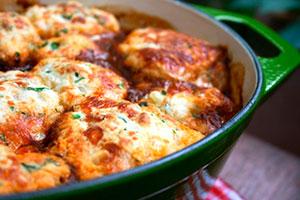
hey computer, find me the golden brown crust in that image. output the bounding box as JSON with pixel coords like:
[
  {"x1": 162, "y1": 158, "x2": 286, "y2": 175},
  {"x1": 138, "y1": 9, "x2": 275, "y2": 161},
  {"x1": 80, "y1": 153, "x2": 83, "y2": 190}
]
[
  {"x1": 118, "y1": 28, "x2": 229, "y2": 92},
  {"x1": 31, "y1": 58, "x2": 128, "y2": 109},
  {"x1": 25, "y1": 1, "x2": 120, "y2": 39},
  {"x1": 0, "y1": 12, "x2": 40, "y2": 68},
  {"x1": 0, "y1": 144, "x2": 70, "y2": 194},
  {"x1": 50, "y1": 97, "x2": 203, "y2": 180},
  {"x1": 140, "y1": 82, "x2": 234, "y2": 135},
  {"x1": 0, "y1": 71, "x2": 63, "y2": 151},
  {"x1": 35, "y1": 34, "x2": 105, "y2": 62}
]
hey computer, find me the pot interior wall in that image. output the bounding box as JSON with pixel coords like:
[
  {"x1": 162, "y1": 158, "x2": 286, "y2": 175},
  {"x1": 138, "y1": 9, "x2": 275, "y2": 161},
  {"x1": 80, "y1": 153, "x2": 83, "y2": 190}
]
[{"x1": 39, "y1": 0, "x2": 258, "y2": 106}]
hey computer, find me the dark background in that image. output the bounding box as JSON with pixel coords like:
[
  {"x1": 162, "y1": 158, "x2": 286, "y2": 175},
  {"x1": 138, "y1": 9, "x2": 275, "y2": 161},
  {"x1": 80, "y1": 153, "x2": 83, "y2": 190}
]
[{"x1": 184, "y1": 0, "x2": 300, "y2": 156}]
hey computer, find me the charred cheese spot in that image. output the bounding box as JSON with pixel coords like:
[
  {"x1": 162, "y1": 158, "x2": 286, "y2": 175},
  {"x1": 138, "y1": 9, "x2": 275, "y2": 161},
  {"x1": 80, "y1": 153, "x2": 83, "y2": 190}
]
[
  {"x1": 0, "y1": 12, "x2": 40, "y2": 68},
  {"x1": 32, "y1": 58, "x2": 128, "y2": 109},
  {"x1": 25, "y1": 1, "x2": 120, "y2": 39},
  {"x1": 51, "y1": 97, "x2": 204, "y2": 180},
  {"x1": 118, "y1": 28, "x2": 229, "y2": 92},
  {"x1": 0, "y1": 144, "x2": 70, "y2": 194},
  {"x1": 0, "y1": 71, "x2": 63, "y2": 151},
  {"x1": 36, "y1": 34, "x2": 106, "y2": 62},
  {"x1": 141, "y1": 83, "x2": 234, "y2": 135}
]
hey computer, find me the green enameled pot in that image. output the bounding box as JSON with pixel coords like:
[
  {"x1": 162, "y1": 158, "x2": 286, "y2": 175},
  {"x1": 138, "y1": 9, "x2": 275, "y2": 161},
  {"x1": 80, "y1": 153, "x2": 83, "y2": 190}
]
[{"x1": 4, "y1": 0, "x2": 300, "y2": 199}]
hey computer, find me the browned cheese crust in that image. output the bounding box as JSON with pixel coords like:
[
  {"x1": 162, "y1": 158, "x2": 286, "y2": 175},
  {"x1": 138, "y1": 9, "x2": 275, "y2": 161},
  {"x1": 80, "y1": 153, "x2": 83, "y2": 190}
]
[
  {"x1": 0, "y1": 144, "x2": 70, "y2": 194},
  {"x1": 50, "y1": 97, "x2": 204, "y2": 180},
  {"x1": 0, "y1": 12, "x2": 40, "y2": 68},
  {"x1": 118, "y1": 28, "x2": 229, "y2": 92}
]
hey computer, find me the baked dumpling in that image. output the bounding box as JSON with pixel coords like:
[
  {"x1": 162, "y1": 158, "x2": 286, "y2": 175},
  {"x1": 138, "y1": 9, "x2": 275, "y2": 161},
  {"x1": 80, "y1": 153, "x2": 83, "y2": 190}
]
[
  {"x1": 0, "y1": 71, "x2": 63, "y2": 151},
  {"x1": 50, "y1": 97, "x2": 204, "y2": 180},
  {"x1": 139, "y1": 82, "x2": 234, "y2": 135},
  {"x1": 0, "y1": 12, "x2": 40, "y2": 68},
  {"x1": 25, "y1": 1, "x2": 120, "y2": 39},
  {"x1": 0, "y1": 144, "x2": 70, "y2": 194},
  {"x1": 118, "y1": 28, "x2": 229, "y2": 92},
  {"x1": 32, "y1": 58, "x2": 128, "y2": 109}
]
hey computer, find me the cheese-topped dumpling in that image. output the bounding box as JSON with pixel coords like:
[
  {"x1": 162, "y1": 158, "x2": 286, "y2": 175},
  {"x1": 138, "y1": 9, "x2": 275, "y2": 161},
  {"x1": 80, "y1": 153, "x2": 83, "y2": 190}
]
[
  {"x1": 0, "y1": 12, "x2": 40, "y2": 68},
  {"x1": 50, "y1": 97, "x2": 203, "y2": 180},
  {"x1": 0, "y1": 71, "x2": 63, "y2": 151},
  {"x1": 118, "y1": 28, "x2": 229, "y2": 92},
  {"x1": 140, "y1": 82, "x2": 234, "y2": 135},
  {"x1": 25, "y1": 1, "x2": 120, "y2": 39},
  {"x1": 32, "y1": 58, "x2": 128, "y2": 109},
  {"x1": 0, "y1": 144, "x2": 70, "y2": 194},
  {"x1": 36, "y1": 34, "x2": 105, "y2": 62}
]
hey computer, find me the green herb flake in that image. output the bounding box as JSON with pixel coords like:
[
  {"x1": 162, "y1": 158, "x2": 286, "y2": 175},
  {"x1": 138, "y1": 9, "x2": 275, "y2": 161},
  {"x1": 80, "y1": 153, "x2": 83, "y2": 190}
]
[
  {"x1": 117, "y1": 83, "x2": 124, "y2": 89},
  {"x1": 9, "y1": 106, "x2": 14, "y2": 111},
  {"x1": 40, "y1": 41, "x2": 48, "y2": 48},
  {"x1": 172, "y1": 129, "x2": 177, "y2": 134},
  {"x1": 44, "y1": 158, "x2": 59, "y2": 166},
  {"x1": 45, "y1": 70, "x2": 51, "y2": 73},
  {"x1": 0, "y1": 133, "x2": 7, "y2": 144},
  {"x1": 26, "y1": 87, "x2": 48, "y2": 92},
  {"x1": 139, "y1": 101, "x2": 148, "y2": 107},
  {"x1": 72, "y1": 113, "x2": 81, "y2": 119},
  {"x1": 118, "y1": 116, "x2": 127, "y2": 123},
  {"x1": 161, "y1": 119, "x2": 166, "y2": 123},
  {"x1": 161, "y1": 90, "x2": 167, "y2": 95},
  {"x1": 21, "y1": 163, "x2": 41, "y2": 172},
  {"x1": 62, "y1": 14, "x2": 73, "y2": 20},
  {"x1": 50, "y1": 42, "x2": 60, "y2": 50},
  {"x1": 74, "y1": 72, "x2": 79, "y2": 77},
  {"x1": 75, "y1": 77, "x2": 85, "y2": 83},
  {"x1": 0, "y1": 94, "x2": 4, "y2": 98},
  {"x1": 15, "y1": 52, "x2": 20, "y2": 57},
  {"x1": 60, "y1": 28, "x2": 68, "y2": 33}
]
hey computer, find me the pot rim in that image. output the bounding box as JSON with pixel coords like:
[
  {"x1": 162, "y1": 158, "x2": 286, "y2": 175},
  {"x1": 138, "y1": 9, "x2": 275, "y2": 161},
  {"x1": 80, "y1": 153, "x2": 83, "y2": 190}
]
[{"x1": 4, "y1": 1, "x2": 263, "y2": 199}]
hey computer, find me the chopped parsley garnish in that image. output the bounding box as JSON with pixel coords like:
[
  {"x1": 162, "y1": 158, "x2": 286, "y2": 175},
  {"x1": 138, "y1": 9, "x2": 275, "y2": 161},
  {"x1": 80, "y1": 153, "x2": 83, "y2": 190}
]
[
  {"x1": 9, "y1": 106, "x2": 14, "y2": 111},
  {"x1": 0, "y1": 133, "x2": 7, "y2": 144},
  {"x1": 15, "y1": 52, "x2": 20, "y2": 57},
  {"x1": 26, "y1": 87, "x2": 48, "y2": 92},
  {"x1": 75, "y1": 77, "x2": 85, "y2": 83},
  {"x1": 75, "y1": 72, "x2": 79, "y2": 77},
  {"x1": 40, "y1": 41, "x2": 48, "y2": 48},
  {"x1": 161, "y1": 119, "x2": 166, "y2": 123},
  {"x1": 117, "y1": 83, "x2": 124, "y2": 89},
  {"x1": 118, "y1": 116, "x2": 127, "y2": 123},
  {"x1": 161, "y1": 90, "x2": 167, "y2": 95},
  {"x1": 21, "y1": 158, "x2": 59, "y2": 173},
  {"x1": 60, "y1": 28, "x2": 68, "y2": 33},
  {"x1": 139, "y1": 102, "x2": 148, "y2": 107},
  {"x1": 72, "y1": 113, "x2": 81, "y2": 119},
  {"x1": 172, "y1": 129, "x2": 177, "y2": 134},
  {"x1": 62, "y1": 14, "x2": 73, "y2": 20},
  {"x1": 21, "y1": 163, "x2": 41, "y2": 172},
  {"x1": 50, "y1": 42, "x2": 60, "y2": 50},
  {"x1": 44, "y1": 158, "x2": 59, "y2": 166},
  {"x1": 45, "y1": 70, "x2": 51, "y2": 73}
]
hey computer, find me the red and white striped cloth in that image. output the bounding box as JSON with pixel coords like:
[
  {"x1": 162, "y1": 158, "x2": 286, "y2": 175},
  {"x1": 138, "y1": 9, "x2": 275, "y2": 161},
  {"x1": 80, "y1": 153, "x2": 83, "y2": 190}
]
[{"x1": 178, "y1": 171, "x2": 244, "y2": 200}]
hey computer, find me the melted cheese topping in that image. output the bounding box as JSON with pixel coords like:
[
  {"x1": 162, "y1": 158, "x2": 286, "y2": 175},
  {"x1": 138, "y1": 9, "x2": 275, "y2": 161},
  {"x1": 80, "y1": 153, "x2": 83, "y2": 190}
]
[
  {"x1": 51, "y1": 97, "x2": 204, "y2": 180},
  {"x1": 142, "y1": 87, "x2": 234, "y2": 135},
  {"x1": 36, "y1": 34, "x2": 99, "y2": 61},
  {"x1": 0, "y1": 144, "x2": 70, "y2": 194},
  {"x1": 25, "y1": 1, "x2": 120, "y2": 38},
  {"x1": 0, "y1": 71, "x2": 63, "y2": 150},
  {"x1": 32, "y1": 58, "x2": 128, "y2": 109},
  {"x1": 0, "y1": 12, "x2": 40, "y2": 67},
  {"x1": 118, "y1": 28, "x2": 229, "y2": 91}
]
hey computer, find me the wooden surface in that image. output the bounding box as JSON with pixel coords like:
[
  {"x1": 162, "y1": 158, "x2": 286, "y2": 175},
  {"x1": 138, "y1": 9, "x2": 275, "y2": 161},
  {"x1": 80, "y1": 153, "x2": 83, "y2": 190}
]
[{"x1": 220, "y1": 133, "x2": 300, "y2": 200}]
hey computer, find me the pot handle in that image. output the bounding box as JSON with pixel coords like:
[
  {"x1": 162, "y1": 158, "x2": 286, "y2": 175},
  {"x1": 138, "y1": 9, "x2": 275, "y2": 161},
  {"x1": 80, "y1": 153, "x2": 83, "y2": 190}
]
[{"x1": 191, "y1": 5, "x2": 300, "y2": 101}]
